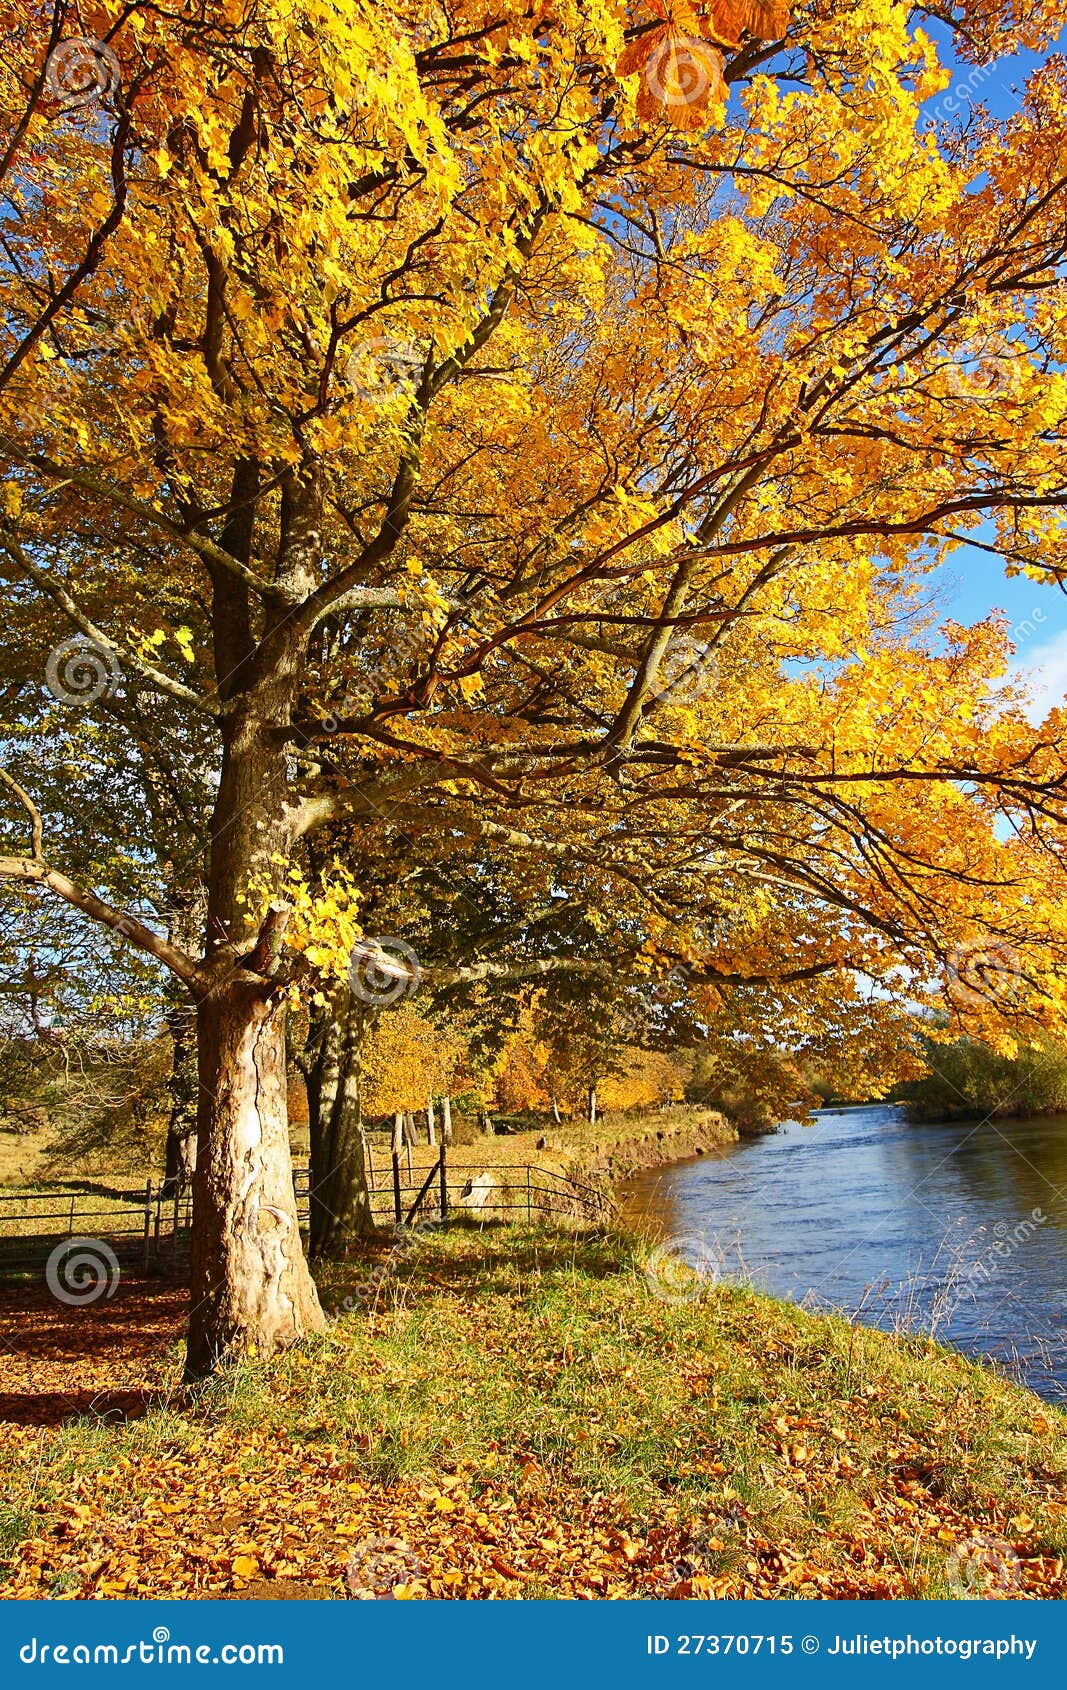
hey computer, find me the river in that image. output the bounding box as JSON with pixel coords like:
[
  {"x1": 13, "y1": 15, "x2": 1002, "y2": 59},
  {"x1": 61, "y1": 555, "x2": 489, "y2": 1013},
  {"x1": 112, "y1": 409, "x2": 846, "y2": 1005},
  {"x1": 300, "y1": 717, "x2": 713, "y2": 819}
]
[{"x1": 618, "y1": 1103, "x2": 1067, "y2": 1401}]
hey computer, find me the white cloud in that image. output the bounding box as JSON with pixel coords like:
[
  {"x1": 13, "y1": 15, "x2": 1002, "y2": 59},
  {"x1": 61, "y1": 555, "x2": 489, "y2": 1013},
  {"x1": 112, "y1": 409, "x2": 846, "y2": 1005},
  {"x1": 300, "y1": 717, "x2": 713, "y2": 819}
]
[{"x1": 1011, "y1": 626, "x2": 1067, "y2": 724}]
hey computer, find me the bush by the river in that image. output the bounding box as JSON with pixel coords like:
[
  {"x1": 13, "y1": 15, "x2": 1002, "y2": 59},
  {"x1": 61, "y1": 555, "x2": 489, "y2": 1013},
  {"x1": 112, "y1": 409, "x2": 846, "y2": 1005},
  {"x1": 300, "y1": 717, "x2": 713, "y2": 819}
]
[{"x1": 899, "y1": 1033, "x2": 1067, "y2": 1121}]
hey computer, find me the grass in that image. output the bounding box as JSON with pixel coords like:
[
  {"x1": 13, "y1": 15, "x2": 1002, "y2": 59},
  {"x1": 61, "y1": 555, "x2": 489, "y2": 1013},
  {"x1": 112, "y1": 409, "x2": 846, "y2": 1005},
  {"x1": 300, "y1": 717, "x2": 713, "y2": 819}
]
[{"x1": 1, "y1": 1224, "x2": 1065, "y2": 1599}]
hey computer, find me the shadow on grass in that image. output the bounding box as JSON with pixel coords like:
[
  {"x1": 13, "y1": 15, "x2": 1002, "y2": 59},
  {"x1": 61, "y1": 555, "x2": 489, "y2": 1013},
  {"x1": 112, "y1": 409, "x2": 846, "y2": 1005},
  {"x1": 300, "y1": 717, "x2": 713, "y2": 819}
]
[
  {"x1": 0, "y1": 1387, "x2": 163, "y2": 1427},
  {"x1": 0, "y1": 1277, "x2": 185, "y2": 1428},
  {"x1": 313, "y1": 1221, "x2": 635, "y2": 1311}
]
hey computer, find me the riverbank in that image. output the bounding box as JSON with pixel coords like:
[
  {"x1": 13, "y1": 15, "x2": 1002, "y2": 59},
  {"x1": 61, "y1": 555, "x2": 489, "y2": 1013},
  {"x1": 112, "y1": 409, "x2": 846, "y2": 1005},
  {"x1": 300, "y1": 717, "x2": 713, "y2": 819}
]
[
  {"x1": 904, "y1": 1099, "x2": 1067, "y2": 1124},
  {"x1": 618, "y1": 1102, "x2": 1067, "y2": 1403},
  {"x1": 382, "y1": 1103, "x2": 737, "y2": 1195},
  {"x1": 2, "y1": 1225, "x2": 1064, "y2": 1599}
]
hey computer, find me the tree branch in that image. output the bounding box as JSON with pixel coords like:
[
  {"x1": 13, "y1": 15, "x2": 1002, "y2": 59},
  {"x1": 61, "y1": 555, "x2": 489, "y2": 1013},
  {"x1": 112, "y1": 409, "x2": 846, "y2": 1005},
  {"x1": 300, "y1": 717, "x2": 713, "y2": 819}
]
[{"x1": 1, "y1": 531, "x2": 216, "y2": 715}]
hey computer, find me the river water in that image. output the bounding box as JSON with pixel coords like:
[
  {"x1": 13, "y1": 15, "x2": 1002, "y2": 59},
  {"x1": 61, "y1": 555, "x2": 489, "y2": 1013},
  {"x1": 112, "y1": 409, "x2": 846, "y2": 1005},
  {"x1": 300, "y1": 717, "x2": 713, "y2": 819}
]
[{"x1": 618, "y1": 1103, "x2": 1067, "y2": 1401}]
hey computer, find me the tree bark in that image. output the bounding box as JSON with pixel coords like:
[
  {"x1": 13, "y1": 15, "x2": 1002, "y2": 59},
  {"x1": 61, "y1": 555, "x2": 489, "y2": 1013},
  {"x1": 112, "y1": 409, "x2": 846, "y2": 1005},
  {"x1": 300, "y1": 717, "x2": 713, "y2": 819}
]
[
  {"x1": 185, "y1": 470, "x2": 328, "y2": 1376},
  {"x1": 186, "y1": 979, "x2": 324, "y2": 1379},
  {"x1": 160, "y1": 893, "x2": 206, "y2": 1197},
  {"x1": 305, "y1": 986, "x2": 375, "y2": 1258},
  {"x1": 162, "y1": 976, "x2": 199, "y2": 1197}
]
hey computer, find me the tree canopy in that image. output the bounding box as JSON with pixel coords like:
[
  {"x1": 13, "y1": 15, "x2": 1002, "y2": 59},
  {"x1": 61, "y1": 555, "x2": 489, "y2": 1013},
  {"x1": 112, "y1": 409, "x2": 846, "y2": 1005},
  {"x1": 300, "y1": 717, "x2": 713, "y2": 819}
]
[{"x1": 4, "y1": 0, "x2": 1067, "y2": 1372}]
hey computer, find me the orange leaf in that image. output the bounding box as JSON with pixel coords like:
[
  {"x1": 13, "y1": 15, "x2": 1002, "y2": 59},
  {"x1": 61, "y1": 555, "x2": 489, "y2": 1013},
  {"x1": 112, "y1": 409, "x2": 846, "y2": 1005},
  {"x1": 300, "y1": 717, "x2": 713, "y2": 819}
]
[
  {"x1": 637, "y1": 34, "x2": 725, "y2": 130},
  {"x1": 745, "y1": 0, "x2": 790, "y2": 39},
  {"x1": 616, "y1": 27, "x2": 666, "y2": 80},
  {"x1": 705, "y1": 0, "x2": 749, "y2": 45}
]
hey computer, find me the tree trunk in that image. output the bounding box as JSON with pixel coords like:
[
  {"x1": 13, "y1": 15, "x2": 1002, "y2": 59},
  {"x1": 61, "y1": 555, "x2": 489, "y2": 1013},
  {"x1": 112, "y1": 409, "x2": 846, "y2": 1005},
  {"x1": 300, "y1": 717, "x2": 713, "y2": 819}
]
[
  {"x1": 427, "y1": 1096, "x2": 436, "y2": 1147},
  {"x1": 306, "y1": 987, "x2": 375, "y2": 1258},
  {"x1": 588, "y1": 1085, "x2": 597, "y2": 1126},
  {"x1": 550, "y1": 1095, "x2": 561, "y2": 1124},
  {"x1": 185, "y1": 476, "x2": 328, "y2": 1377},
  {"x1": 186, "y1": 980, "x2": 325, "y2": 1379},
  {"x1": 161, "y1": 893, "x2": 207, "y2": 1197},
  {"x1": 162, "y1": 991, "x2": 198, "y2": 1198},
  {"x1": 441, "y1": 1094, "x2": 452, "y2": 1144}
]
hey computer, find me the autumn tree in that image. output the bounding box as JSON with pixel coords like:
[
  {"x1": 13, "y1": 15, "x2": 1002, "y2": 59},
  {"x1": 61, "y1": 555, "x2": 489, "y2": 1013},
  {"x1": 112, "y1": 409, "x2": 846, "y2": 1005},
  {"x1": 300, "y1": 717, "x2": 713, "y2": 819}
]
[{"x1": 5, "y1": 0, "x2": 1067, "y2": 1380}]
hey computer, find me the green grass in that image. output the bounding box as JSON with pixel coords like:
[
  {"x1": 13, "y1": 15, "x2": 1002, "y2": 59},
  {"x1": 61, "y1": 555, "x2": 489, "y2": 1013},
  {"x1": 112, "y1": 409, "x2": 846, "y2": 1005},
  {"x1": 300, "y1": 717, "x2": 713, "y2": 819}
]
[{"x1": 3, "y1": 1225, "x2": 1065, "y2": 1598}]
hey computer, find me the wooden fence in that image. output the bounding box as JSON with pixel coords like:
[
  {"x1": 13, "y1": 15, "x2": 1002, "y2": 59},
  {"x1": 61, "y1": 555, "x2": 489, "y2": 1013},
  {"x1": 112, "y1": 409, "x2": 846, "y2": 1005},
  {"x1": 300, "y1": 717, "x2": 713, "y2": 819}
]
[{"x1": 0, "y1": 1149, "x2": 608, "y2": 1275}]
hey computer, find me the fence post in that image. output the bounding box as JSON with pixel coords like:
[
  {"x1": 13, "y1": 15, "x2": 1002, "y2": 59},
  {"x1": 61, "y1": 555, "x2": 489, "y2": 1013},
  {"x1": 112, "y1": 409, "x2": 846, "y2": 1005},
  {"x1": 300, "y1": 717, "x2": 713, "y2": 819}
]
[
  {"x1": 362, "y1": 1129, "x2": 374, "y2": 1193},
  {"x1": 68, "y1": 1192, "x2": 76, "y2": 1236},
  {"x1": 143, "y1": 1180, "x2": 152, "y2": 1268},
  {"x1": 392, "y1": 1150, "x2": 402, "y2": 1226},
  {"x1": 439, "y1": 1140, "x2": 448, "y2": 1222},
  {"x1": 526, "y1": 1163, "x2": 532, "y2": 1223}
]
